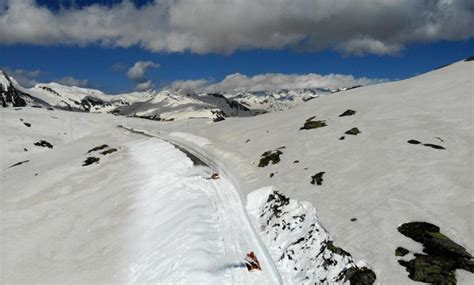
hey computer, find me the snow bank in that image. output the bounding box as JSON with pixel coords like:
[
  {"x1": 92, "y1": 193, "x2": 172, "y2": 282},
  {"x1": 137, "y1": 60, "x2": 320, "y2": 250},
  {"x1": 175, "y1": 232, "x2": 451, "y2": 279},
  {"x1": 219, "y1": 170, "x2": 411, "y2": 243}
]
[
  {"x1": 247, "y1": 188, "x2": 375, "y2": 284},
  {"x1": 170, "y1": 131, "x2": 211, "y2": 147}
]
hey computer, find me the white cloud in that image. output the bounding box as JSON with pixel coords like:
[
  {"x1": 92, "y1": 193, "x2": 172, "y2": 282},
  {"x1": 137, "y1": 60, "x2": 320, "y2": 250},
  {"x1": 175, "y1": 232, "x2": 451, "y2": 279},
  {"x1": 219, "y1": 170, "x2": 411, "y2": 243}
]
[
  {"x1": 168, "y1": 79, "x2": 210, "y2": 92},
  {"x1": 127, "y1": 61, "x2": 160, "y2": 81},
  {"x1": 0, "y1": 0, "x2": 472, "y2": 55},
  {"x1": 57, "y1": 76, "x2": 88, "y2": 87},
  {"x1": 167, "y1": 72, "x2": 384, "y2": 93},
  {"x1": 135, "y1": 80, "x2": 154, "y2": 91}
]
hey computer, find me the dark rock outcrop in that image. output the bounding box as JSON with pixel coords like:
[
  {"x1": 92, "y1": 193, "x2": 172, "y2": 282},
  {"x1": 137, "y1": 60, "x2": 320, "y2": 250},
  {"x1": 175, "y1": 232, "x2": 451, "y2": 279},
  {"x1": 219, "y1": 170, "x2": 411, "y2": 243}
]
[
  {"x1": 34, "y1": 140, "x2": 53, "y2": 148},
  {"x1": 311, "y1": 171, "x2": 325, "y2": 186},
  {"x1": 100, "y1": 148, "x2": 117, "y2": 155},
  {"x1": 300, "y1": 116, "x2": 327, "y2": 130},
  {"x1": 339, "y1": 109, "x2": 356, "y2": 117},
  {"x1": 82, "y1": 157, "x2": 100, "y2": 166},
  {"x1": 87, "y1": 144, "x2": 109, "y2": 153},
  {"x1": 345, "y1": 128, "x2": 361, "y2": 136},
  {"x1": 258, "y1": 149, "x2": 283, "y2": 167},
  {"x1": 397, "y1": 222, "x2": 473, "y2": 284}
]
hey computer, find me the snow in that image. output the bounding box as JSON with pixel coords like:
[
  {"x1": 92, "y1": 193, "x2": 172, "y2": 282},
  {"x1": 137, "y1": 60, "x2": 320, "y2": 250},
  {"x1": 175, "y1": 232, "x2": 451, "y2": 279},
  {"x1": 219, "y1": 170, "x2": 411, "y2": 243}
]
[
  {"x1": 170, "y1": 131, "x2": 211, "y2": 147},
  {"x1": 114, "y1": 90, "x2": 259, "y2": 121},
  {"x1": 1, "y1": 108, "x2": 280, "y2": 283},
  {"x1": 2, "y1": 59, "x2": 472, "y2": 284},
  {"x1": 247, "y1": 187, "x2": 362, "y2": 284},
  {"x1": 0, "y1": 70, "x2": 12, "y2": 89},
  {"x1": 224, "y1": 88, "x2": 331, "y2": 112},
  {"x1": 119, "y1": 60, "x2": 474, "y2": 284}
]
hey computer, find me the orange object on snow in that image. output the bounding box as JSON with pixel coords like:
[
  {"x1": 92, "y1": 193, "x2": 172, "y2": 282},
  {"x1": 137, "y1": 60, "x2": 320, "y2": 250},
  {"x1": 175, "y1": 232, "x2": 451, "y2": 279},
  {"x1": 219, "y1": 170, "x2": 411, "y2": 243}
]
[{"x1": 244, "y1": 251, "x2": 262, "y2": 271}]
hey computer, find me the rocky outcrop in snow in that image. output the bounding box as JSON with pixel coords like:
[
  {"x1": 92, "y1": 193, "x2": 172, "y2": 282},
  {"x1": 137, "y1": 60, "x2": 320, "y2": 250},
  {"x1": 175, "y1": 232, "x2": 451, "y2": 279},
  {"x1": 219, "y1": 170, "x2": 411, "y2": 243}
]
[
  {"x1": 247, "y1": 188, "x2": 376, "y2": 284},
  {"x1": 0, "y1": 70, "x2": 48, "y2": 108}
]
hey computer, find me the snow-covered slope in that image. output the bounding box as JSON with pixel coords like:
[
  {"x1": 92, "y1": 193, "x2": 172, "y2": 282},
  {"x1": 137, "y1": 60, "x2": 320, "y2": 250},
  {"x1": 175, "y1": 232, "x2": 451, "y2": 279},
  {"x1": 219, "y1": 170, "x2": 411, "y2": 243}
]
[
  {"x1": 1, "y1": 108, "x2": 282, "y2": 284},
  {"x1": 120, "y1": 59, "x2": 474, "y2": 284}
]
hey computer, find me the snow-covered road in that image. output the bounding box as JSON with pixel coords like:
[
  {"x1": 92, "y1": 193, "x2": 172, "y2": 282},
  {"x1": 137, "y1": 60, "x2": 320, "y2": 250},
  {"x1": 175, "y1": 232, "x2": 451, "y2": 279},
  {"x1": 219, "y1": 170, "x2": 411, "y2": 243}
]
[{"x1": 121, "y1": 126, "x2": 282, "y2": 284}]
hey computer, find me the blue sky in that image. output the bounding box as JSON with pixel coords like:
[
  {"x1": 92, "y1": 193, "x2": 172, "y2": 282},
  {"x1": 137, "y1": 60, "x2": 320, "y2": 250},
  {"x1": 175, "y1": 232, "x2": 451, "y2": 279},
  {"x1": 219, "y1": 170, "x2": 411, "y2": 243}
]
[{"x1": 1, "y1": 0, "x2": 473, "y2": 93}]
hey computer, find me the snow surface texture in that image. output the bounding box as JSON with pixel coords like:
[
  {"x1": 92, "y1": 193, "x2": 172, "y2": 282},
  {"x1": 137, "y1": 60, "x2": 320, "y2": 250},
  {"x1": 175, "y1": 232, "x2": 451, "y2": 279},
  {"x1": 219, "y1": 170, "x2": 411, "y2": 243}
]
[
  {"x1": 247, "y1": 187, "x2": 367, "y2": 284},
  {"x1": 120, "y1": 60, "x2": 474, "y2": 284},
  {"x1": 1, "y1": 109, "x2": 281, "y2": 283}
]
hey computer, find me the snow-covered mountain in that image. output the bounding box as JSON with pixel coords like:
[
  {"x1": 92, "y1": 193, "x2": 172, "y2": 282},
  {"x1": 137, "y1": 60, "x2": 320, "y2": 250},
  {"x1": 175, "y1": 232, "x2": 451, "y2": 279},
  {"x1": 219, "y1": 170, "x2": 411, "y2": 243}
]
[
  {"x1": 1, "y1": 69, "x2": 357, "y2": 120},
  {"x1": 112, "y1": 90, "x2": 261, "y2": 121},
  {"x1": 27, "y1": 82, "x2": 157, "y2": 112},
  {"x1": 0, "y1": 70, "x2": 50, "y2": 108},
  {"x1": 223, "y1": 88, "x2": 333, "y2": 112},
  {"x1": 1, "y1": 70, "x2": 263, "y2": 120},
  {"x1": 2, "y1": 58, "x2": 473, "y2": 284}
]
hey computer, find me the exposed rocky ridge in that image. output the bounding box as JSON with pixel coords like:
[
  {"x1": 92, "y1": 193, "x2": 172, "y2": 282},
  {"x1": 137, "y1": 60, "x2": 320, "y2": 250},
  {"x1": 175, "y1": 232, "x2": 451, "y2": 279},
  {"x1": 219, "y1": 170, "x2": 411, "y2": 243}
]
[
  {"x1": 247, "y1": 188, "x2": 376, "y2": 284},
  {"x1": 0, "y1": 71, "x2": 49, "y2": 108}
]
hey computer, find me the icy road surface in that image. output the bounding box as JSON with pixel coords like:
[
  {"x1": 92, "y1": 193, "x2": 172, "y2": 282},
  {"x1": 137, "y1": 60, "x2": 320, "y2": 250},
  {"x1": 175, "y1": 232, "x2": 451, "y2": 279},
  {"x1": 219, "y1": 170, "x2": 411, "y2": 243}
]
[{"x1": 1, "y1": 109, "x2": 280, "y2": 283}]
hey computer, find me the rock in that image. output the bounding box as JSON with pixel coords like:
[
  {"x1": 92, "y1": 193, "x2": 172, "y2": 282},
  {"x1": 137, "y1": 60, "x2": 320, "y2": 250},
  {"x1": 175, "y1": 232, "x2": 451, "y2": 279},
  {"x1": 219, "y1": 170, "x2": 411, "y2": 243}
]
[
  {"x1": 311, "y1": 171, "x2": 325, "y2": 185},
  {"x1": 213, "y1": 116, "x2": 225, "y2": 122},
  {"x1": 396, "y1": 247, "x2": 409, "y2": 257},
  {"x1": 344, "y1": 266, "x2": 377, "y2": 285},
  {"x1": 82, "y1": 157, "x2": 100, "y2": 166},
  {"x1": 258, "y1": 149, "x2": 283, "y2": 167},
  {"x1": 339, "y1": 136, "x2": 345, "y2": 140},
  {"x1": 299, "y1": 116, "x2": 327, "y2": 130},
  {"x1": 339, "y1": 109, "x2": 356, "y2": 117},
  {"x1": 423, "y1": 143, "x2": 445, "y2": 150},
  {"x1": 350, "y1": 218, "x2": 357, "y2": 222},
  {"x1": 465, "y1": 56, "x2": 474, "y2": 62},
  {"x1": 100, "y1": 148, "x2": 117, "y2": 155},
  {"x1": 407, "y1": 139, "x2": 421, "y2": 144},
  {"x1": 34, "y1": 140, "x2": 53, "y2": 148},
  {"x1": 345, "y1": 127, "x2": 361, "y2": 136},
  {"x1": 398, "y1": 255, "x2": 457, "y2": 284},
  {"x1": 326, "y1": 241, "x2": 351, "y2": 257},
  {"x1": 397, "y1": 222, "x2": 473, "y2": 284},
  {"x1": 87, "y1": 144, "x2": 109, "y2": 153}
]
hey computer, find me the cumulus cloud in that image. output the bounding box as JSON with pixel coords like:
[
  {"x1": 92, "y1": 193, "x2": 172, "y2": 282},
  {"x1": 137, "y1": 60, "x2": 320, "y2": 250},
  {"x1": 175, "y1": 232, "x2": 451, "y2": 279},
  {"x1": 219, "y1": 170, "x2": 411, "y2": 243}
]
[
  {"x1": 167, "y1": 72, "x2": 384, "y2": 93},
  {"x1": 168, "y1": 79, "x2": 210, "y2": 92},
  {"x1": 127, "y1": 61, "x2": 160, "y2": 81},
  {"x1": 0, "y1": 0, "x2": 472, "y2": 55},
  {"x1": 57, "y1": 76, "x2": 88, "y2": 87},
  {"x1": 2, "y1": 68, "x2": 41, "y2": 87},
  {"x1": 135, "y1": 80, "x2": 154, "y2": 91}
]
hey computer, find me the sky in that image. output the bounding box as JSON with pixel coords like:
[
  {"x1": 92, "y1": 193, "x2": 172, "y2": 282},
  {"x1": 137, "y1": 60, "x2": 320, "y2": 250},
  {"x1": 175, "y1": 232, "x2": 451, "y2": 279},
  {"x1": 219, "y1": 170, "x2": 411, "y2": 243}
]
[{"x1": 0, "y1": 0, "x2": 473, "y2": 93}]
